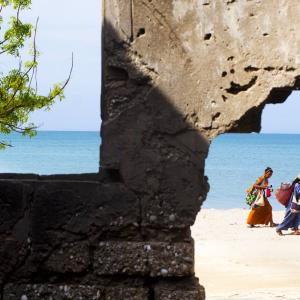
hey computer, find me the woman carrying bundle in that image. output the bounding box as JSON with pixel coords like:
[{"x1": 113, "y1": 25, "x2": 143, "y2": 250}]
[
  {"x1": 276, "y1": 175, "x2": 300, "y2": 235},
  {"x1": 247, "y1": 167, "x2": 276, "y2": 227}
]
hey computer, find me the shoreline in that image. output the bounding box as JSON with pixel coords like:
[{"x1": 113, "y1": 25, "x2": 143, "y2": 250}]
[{"x1": 192, "y1": 208, "x2": 300, "y2": 299}]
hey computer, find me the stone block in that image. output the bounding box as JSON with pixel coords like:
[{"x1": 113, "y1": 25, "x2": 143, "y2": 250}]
[
  {"x1": 3, "y1": 284, "x2": 149, "y2": 300},
  {"x1": 105, "y1": 287, "x2": 149, "y2": 300},
  {"x1": 140, "y1": 157, "x2": 205, "y2": 228},
  {"x1": 147, "y1": 242, "x2": 194, "y2": 277},
  {"x1": 94, "y1": 241, "x2": 194, "y2": 277},
  {"x1": 30, "y1": 181, "x2": 140, "y2": 246},
  {"x1": 0, "y1": 238, "x2": 28, "y2": 285},
  {"x1": 42, "y1": 242, "x2": 90, "y2": 273},
  {"x1": 3, "y1": 284, "x2": 104, "y2": 300},
  {"x1": 155, "y1": 288, "x2": 205, "y2": 300},
  {"x1": 154, "y1": 281, "x2": 205, "y2": 300},
  {"x1": 0, "y1": 180, "x2": 33, "y2": 285},
  {"x1": 0, "y1": 180, "x2": 31, "y2": 234},
  {"x1": 0, "y1": 179, "x2": 140, "y2": 282},
  {"x1": 94, "y1": 241, "x2": 147, "y2": 276}
]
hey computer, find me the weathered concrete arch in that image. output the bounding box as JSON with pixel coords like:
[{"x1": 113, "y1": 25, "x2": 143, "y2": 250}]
[{"x1": 1, "y1": 0, "x2": 300, "y2": 299}]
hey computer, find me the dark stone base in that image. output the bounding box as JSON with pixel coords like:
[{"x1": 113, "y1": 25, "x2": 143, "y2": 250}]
[{"x1": 3, "y1": 282, "x2": 205, "y2": 300}]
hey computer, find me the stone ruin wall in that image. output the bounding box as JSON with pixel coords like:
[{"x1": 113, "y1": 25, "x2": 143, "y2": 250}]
[{"x1": 2, "y1": 0, "x2": 300, "y2": 299}]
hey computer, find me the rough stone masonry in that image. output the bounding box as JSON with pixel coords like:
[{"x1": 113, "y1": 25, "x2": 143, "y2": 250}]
[{"x1": 2, "y1": 0, "x2": 300, "y2": 299}]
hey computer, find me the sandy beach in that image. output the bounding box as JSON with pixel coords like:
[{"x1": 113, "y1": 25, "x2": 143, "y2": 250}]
[{"x1": 192, "y1": 209, "x2": 300, "y2": 300}]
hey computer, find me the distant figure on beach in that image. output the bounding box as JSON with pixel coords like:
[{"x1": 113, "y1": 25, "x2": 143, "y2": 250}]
[
  {"x1": 247, "y1": 167, "x2": 276, "y2": 227},
  {"x1": 276, "y1": 175, "x2": 300, "y2": 236}
]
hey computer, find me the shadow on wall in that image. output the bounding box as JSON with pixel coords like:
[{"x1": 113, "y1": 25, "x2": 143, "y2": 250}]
[{"x1": 101, "y1": 20, "x2": 210, "y2": 229}]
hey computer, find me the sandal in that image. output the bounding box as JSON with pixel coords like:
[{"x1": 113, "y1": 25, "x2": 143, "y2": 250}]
[{"x1": 276, "y1": 230, "x2": 283, "y2": 236}]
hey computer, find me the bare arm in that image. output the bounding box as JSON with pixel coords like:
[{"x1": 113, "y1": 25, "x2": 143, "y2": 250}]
[{"x1": 253, "y1": 177, "x2": 267, "y2": 190}]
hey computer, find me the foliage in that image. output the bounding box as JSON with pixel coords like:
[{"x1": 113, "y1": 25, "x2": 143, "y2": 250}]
[{"x1": 0, "y1": 0, "x2": 72, "y2": 148}]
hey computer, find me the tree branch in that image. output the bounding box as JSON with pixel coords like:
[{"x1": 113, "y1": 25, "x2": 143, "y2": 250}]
[
  {"x1": 4, "y1": 17, "x2": 39, "y2": 108},
  {"x1": 48, "y1": 52, "x2": 74, "y2": 101}
]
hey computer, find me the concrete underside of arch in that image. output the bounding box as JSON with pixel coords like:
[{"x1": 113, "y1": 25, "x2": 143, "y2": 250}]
[{"x1": 2, "y1": 1, "x2": 300, "y2": 299}]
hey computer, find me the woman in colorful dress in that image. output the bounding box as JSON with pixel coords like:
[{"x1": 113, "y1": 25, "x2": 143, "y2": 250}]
[
  {"x1": 276, "y1": 176, "x2": 300, "y2": 235},
  {"x1": 247, "y1": 167, "x2": 276, "y2": 227}
]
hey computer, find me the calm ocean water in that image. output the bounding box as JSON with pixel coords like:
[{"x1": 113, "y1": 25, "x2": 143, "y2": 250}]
[
  {"x1": 0, "y1": 131, "x2": 101, "y2": 174},
  {"x1": 204, "y1": 133, "x2": 300, "y2": 210},
  {"x1": 0, "y1": 131, "x2": 297, "y2": 210}
]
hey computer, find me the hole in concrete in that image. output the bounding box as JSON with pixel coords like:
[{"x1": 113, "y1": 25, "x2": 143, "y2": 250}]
[
  {"x1": 193, "y1": 91, "x2": 300, "y2": 298},
  {"x1": 264, "y1": 66, "x2": 275, "y2": 71},
  {"x1": 204, "y1": 33, "x2": 212, "y2": 40},
  {"x1": 226, "y1": 76, "x2": 258, "y2": 95},
  {"x1": 286, "y1": 67, "x2": 296, "y2": 72},
  {"x1": 137, "y1": 28, "x2": 146, "y2": 37},
  {"x1": 222, "y1": 71, "x2": 227, "y2": 77},
  {"x1": 244, "y1": 65, "x2": 259, "y2": 72},
  {"x1": 212, "y1": 112, "x2": 221, "y2": 121},
  {"x1": 222, "y1": 95, "x2": 228, "y2": 102}
]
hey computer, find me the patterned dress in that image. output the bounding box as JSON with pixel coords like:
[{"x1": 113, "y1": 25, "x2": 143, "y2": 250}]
[
  {"x1": 247, "y1": 175, "x2": 274, "y2": 226},
  {"x1": 277, "y1": 183, "x2": 300, "y2": 231}
]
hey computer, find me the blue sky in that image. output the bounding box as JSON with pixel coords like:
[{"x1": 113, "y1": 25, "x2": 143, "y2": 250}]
[
  {"x1": 262, "y1": 91, "x2": 300, "y2": 134},
  {"x1": 2, "y1": 0, "x2": 299, "y2": 133},
  {"x1": 11, "y1": 0, "x2": 102, "y2": 131}
]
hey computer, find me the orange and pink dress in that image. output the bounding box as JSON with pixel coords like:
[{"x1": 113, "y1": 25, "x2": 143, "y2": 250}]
[{"x1": 247, "y1": 175, "x2": 274, "y2": 226}]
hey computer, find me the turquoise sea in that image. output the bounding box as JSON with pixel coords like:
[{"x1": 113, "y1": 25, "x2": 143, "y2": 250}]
[
  {"x1": 205, "y1": 133, "x2": 300, "y2": 210},
  {"x1": 0, "y1": 131, "x2": 298, "y2": 210},
  {"x1": 0, "y1": 131, "x2": 101, "y2": 175}
]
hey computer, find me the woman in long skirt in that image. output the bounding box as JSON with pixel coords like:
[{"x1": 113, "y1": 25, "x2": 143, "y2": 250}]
[
  {"x1": 247, "y1": 167, "x2": 276, "y2": 227},
  {"x1": 276, "y1": 176, "x2": 300, "y2": 235}
]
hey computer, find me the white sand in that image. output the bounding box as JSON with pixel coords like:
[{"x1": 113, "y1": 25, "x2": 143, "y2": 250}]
[{"x1": 192, "y1": 209, "x2": 300, "y2": 300}]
